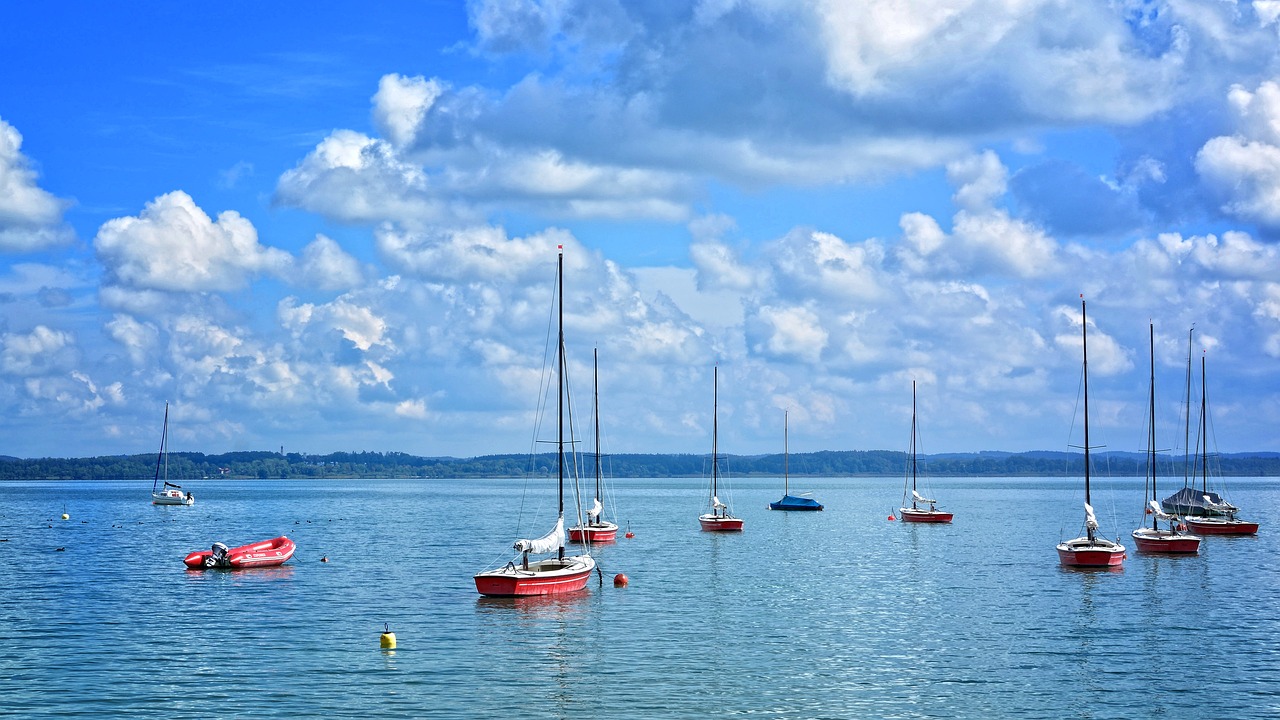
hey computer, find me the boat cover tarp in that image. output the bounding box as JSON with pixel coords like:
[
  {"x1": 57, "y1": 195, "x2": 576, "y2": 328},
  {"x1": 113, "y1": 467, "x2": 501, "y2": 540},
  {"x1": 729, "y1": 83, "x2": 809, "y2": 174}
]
[
  {"x1": 1161, "y1": 487, "x2": 1235, "y2": 515},
  {"x1": 771, "y1": 494, "x2": 822, "y2": 510},
  {"x1": 513, "y1": 517, "x2": 564, "y2": 554}
]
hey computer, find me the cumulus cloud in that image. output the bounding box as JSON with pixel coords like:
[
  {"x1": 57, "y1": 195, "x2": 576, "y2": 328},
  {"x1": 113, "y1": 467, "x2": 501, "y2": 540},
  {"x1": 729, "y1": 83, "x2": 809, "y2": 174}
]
[
  {"x1": 94, "y1": 191, "x2": 291, "y2": 292},
  {"x1": 1, "y1": 325, "x2": 75, "y2": 376},
  {"x1": 373, "y1": 74, "x2": 445, "y2": 149},
  {"x1": 1195, "y1": 80, "x2": 1280, "y2": 231},
  {"x1": 298, "y1": 235, "x2": 364, "y2": 291},
  {"x1": 0, "y1": 117, "x2": 72, "y2": 252}
]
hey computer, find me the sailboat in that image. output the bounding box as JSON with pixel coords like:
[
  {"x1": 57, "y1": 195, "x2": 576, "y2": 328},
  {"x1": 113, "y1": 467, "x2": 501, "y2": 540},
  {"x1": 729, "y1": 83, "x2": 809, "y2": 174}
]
[
  {"x1": 769, "y1": 411, "x2": 823, "y2": 511},
  {"x1": 1161, "y1": 328, "x2": 1234, "y2": 518},
  {"x1": 1181, "y1": 353, "x2": 1259, "y2": 536},
  {"x1": 474, "y1": 247, "x2": 597, "y2": 596},
  {"x1": 898, "y1": 381, "x2": 951, "y2": 523},
  {"x1": 151, "y1": 402, "x2": 194, "y2": 506},
  {"x1": 699, "y1": 366, "x2": 743, "y2": 531},
  {"x1": 569, "y1": 348, "x2": 620, "y2": 543},
  {"x1": 1055, "y1": 298, "x2": 1126, "y2": 567},
  {"x1": 1131, "y1": 324, "x2": 1200, "y2": 553}
]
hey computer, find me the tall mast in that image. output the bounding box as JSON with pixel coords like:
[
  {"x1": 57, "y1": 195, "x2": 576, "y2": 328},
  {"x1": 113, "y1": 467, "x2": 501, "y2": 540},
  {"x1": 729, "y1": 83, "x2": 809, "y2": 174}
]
[
  {"x1": 1200, "y1": 354, "x2": 1208, "y2": 495},
  {"x1": 1082, "y1": 298, "x2": 1094, "y2": 542},
  {"x1": 1148, "y1": 323, "x2": 1157, "y2": 531},
  {"x1": 593, "y1": 348, "x2": 601, "y2": 502},
  {"x1": 152, "y1": 402, "x2": 169, "y2": 493},
  {"x1": 557, "y1": 247, "x2": 565, "y2": 561},
  {"x1": 1183, "y1": 327, "x2": 1194, "y2": 488},
  {"x1": 783, "y1": 410, "x2": 789, "y2": 496},
  {"x1": 911, "y1": 380, "x2": 918, "y2": 495},
  {"x1": 712, "y1": 365, "x2": 719, "y2": 505}
]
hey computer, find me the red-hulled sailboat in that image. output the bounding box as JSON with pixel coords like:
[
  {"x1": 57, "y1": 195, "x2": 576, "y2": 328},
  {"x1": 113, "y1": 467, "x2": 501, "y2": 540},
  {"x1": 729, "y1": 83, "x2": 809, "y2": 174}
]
[
  {"x1": 569, "y1": 349, "x2": 619, "y2": 544},
  {"x1": 898, "y1": 381, "x2": 952, "y2": 524},
  {"x1": 474, "y1": 247, "x2": 596, "y2": 596},
  {"x1": 699, "y1": 366, "x2": 743, "y2": 532},
  {"x1": 1056, "y1": 298, "x2": 1126, "y2": 568},
  {"x1": 1132, "y1": 324, "x2": 1201, "y2": 553},
  {"x1": 1182, "y1": 353, "x2": 1259, "y2": 536}
]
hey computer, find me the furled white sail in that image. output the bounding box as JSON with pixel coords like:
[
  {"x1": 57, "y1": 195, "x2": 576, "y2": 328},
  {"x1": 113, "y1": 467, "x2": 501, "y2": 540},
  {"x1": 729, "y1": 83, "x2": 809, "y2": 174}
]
[
  {"x1": 911, "y1": 490, "x2": 935, "y2": 504},
  {"x1": 1202, "y1": 494, "x2": 1236, "y2": 512},
  {"x1": 712, "y1": 496, "x2": 727, "y2": 510},
  {"x1": 1084, "y1": 502, "x2": 1099, "y2": 530},
  {"x1": 1148, "y1": 500, "x2": 1175, "y2": 520},
  {"x1": 513, "y1": 517, "x2": 564, "y2": 554},
  {"x1": 587, "y1": 497, "x2": 603, "y2": 519}
]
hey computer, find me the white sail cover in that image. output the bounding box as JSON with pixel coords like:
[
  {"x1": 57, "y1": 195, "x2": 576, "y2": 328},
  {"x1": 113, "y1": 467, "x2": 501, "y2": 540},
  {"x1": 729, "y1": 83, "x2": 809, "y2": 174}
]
[
  {"x1": 1202, "y1": 494, "x2": 1234, "y2": 512},
  {"x1": 911, "y1": 490, "x2": 935, "y2": 504},
  {"x1": 1084, "y1": 502, "x2": 1099, "y2": 530},
  {"x1": 587, "y1": 497, "x2": 603, "y2": 519},
  {"x1": 1148, "y1": 500, "x2": 1175, "y2": 520},
  {"x1": 513, "y1": 517, "x2": 564, "y2": 554},
  {"x1": 712, "y1": 495, "x2": 727, "y2": 510}
]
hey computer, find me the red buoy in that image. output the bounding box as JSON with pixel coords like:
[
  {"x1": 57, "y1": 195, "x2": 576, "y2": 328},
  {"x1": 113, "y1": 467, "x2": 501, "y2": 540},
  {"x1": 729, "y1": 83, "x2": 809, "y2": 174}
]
[
  {"x1": 613, "y1": 573, "x2": 629, "y2": 587},
  {"x1": 888, "y1": 514, "x2": 896, "y2": 522},
  {"x1": 624, "y1": 531, "x2": 634, "y2": 539}
]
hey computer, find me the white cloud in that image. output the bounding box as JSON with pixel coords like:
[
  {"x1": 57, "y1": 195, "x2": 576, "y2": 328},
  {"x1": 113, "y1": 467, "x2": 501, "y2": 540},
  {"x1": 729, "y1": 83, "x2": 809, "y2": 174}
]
[
  {"x1": 105, "y1": 314, "x2": 160, "y2": 366},
  {"x1": 94, "y1": 191, "x2": 291, "y2": 292},
  {"x1": 1, "y1": 325, "x2": 75, "y2": 376},
  {"x1": 373, "y1": 74, "x2": 445, "y2": 149},
  {"x1": 298, "y1": 235, "x2": 364, "y2": 291},
  {"x1": 0, "y1": 117, "x2": 72, "y2": 252},
  {"x1": 1196, "y1": 80, "x2": 1280, "y2": 230}
]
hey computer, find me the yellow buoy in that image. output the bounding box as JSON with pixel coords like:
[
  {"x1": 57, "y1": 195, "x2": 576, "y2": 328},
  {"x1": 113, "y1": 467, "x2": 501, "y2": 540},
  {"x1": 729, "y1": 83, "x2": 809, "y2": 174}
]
[
  {"x1": 61, "y1": 513, "x2": 69, "y2": 520},
  {"x1": 380, "y1": 624, "x2": 396, "y2": 650}
]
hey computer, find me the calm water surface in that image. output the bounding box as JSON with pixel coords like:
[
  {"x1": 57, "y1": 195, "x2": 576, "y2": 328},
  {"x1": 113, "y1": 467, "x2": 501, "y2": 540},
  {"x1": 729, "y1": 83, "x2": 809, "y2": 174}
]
[{"x1": 1, "y1": 476, "x2": 1277, "y2": 719}]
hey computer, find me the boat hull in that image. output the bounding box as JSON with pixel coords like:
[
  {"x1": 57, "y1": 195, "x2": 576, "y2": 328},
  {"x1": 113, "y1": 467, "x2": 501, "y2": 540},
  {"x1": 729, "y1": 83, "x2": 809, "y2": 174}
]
[
  {"x1": 899, "y1": 508, "x2": 952, "y2": 523},
  {"x1": 474, "y1": 555, "x2": 596, "y2": 597},
  {"x1": 152, "y1": 490, "x2": 193, "y2": 506},
  {"x1": 568, "y1": 522, "x2": 618, "y2": 543},
  {"x1": 184, "y1": 536, "x2": 295, "y2": 569},
  {"x1": 699, "y1": 514, "x2": 744, "y2": 531},
  {"x1": 1185, "y1": 518, "x2": 1259, "y2": 535},
  {"x1": 1056, "y1": 538, "x2": 1126, "y2": 567},
  {"x1": 769, "y1": 495, "x2": 823, "y2": 511},
  {"x1": 1131, "y1": 528, "x2": 1201, "y2": 553}
]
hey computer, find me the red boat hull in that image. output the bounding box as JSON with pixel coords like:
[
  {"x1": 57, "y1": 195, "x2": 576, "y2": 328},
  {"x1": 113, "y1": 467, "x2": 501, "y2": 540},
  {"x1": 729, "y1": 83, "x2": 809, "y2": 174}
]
[
  {"x1": 474, "y1": 558, "x2": 595, "y2": 597},
  {"x1": 699, "y1": 516, "x2": 743, "y2": 532},
  {"x1": 1056, "y1": 539, "x2": 1126, "y2": 567},
  {"x1": 183, "y1": 536, "x2": 296, "y2": 569},
  {"x1": 899, "y1": 509, "x2": 953, "y2": 523},
  {"x1": 1132, "y1": 531, "x2": 1201, "y2": 554},
  {"x1": 1185, "y1": 518, "x2": 1259, "y2": 535},
  {"x1": 568, "y1": 525, "x2": 618, "y2": 544}
]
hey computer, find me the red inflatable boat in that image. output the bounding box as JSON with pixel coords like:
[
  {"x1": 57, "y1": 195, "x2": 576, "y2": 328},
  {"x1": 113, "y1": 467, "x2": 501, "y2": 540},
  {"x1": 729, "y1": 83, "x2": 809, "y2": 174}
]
[{"x1": 183, "y1": 536, "x2": 296, "y2": 569}]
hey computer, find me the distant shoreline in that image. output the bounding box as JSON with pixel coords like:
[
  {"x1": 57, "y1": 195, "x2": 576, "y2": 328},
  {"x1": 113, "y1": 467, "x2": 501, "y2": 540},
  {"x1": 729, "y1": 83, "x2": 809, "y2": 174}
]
[{"x1": 2, "y1": 449, "x2": 1276, "y2": 480}]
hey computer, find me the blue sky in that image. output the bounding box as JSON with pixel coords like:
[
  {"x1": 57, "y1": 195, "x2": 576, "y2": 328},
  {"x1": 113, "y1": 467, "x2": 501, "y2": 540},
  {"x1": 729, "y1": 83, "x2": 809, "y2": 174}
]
[{"x1": 2, "y1": 1, "x2": 1279, "y2": 459}]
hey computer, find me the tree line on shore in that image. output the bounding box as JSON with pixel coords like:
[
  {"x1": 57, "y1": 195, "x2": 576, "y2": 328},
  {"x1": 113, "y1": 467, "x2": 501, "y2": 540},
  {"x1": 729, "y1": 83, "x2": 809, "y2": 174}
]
[{"x1": 1, "y1": 449, "x2": 1277, "y2": 480}]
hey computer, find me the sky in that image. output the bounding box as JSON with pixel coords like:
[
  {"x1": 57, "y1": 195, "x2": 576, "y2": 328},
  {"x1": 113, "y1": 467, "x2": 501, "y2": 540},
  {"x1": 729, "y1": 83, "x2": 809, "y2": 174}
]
[{"x1": 2, "y1": 0, "x2": 1280, "y2": 460}]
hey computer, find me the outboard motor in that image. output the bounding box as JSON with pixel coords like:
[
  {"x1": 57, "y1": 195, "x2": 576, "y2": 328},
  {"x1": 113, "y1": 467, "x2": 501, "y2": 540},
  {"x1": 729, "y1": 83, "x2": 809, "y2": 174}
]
[{"x1": 205, "y1": 542, "x2": 230, "y2": 568}]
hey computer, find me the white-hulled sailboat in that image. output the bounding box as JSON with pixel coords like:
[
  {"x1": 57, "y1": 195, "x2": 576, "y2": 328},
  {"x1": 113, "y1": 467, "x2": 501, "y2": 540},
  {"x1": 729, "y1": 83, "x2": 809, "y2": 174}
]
[
  {"x1": 1131, "y1": 324, "x2": 1200, "y2": 553},
  {"x1": 151, "y1": 403, "x2": 193, "y2": 506},
  {"x1": 699, "y1": 366, "x2": 743, "y2": 531},
  {"x1": 474, "y1": 247, "x2": 596, "y2": 596},
  {"x1": 569, "y1": 348, "x2": 620, "y2": 543},
  {"x1": 1056, "y1": 297, "x2": 1126, "y2": 567}
]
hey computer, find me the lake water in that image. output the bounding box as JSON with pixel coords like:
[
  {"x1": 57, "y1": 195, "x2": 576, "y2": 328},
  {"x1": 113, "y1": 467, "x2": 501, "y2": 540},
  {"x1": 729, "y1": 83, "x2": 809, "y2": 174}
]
[{"x1": 1, "y1": 475, "x2": 1277, "y2": 719}]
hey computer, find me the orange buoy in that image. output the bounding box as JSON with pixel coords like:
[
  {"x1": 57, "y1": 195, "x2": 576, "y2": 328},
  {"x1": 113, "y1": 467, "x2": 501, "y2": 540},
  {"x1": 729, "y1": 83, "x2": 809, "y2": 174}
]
[{"x1": 613, "y1": 573, "x2": 629, "y2": 587}]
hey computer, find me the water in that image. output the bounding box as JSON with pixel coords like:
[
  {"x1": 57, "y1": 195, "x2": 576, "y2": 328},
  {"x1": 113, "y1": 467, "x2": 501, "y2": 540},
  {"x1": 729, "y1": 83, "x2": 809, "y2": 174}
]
[{"x1": 1, "y1": 476, "x2": 1277, "y2": 719}]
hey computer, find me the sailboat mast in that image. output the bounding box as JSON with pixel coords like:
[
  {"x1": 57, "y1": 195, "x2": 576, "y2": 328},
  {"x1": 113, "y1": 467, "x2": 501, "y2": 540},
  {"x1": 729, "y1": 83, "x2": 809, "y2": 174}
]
[
  {"x1": 1183, "y1": 327, "x2": 1193, "y2": 488},
  {"x1": 784, "y1": 410, "x2": 789, "y2": 496},
  {"x1": 557, "y1": 248, "x2": 565, "y2": 561},
  {"x1": 153, "y1": 402, "x2": 169, "y2": 493},
  {"x1": 712, "y1": 365, "x2": 719, "y2": 506},
  {"x1": 1149, "y1": 323, "x2": 1158, "y2": 531},
  {"x1": 1200, "y1": 354, "x2": 1208, "y2": 495},
  {"x1": 1081, "y1": 299, "x2": 1093, "y2": 515},
  {"x1": 911, "y1": 380, "x2": 918, "y2": 495},
  {"x1": 594, "y1": 348, "x2": 601, "y2": 502}
]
